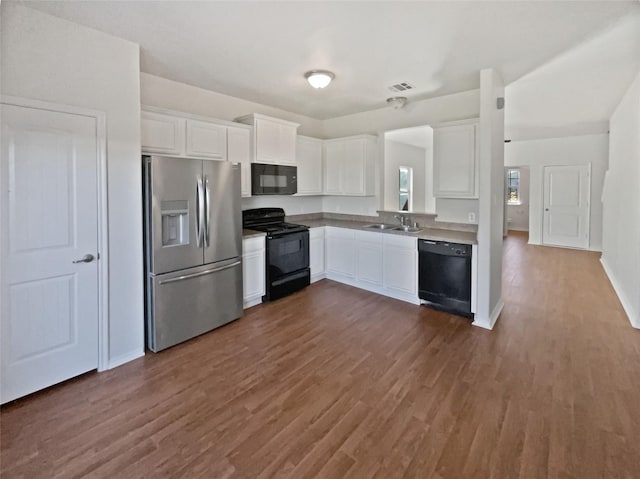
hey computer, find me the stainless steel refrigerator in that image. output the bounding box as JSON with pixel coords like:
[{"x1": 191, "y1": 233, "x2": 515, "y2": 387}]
[{"x1": 143, "y1": 155, "x2": 243, "y2": 352}]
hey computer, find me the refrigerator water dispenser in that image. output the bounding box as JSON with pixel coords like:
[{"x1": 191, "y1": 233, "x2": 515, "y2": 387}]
[{"x1": 161, "y1": 201, "x2": 189, "y2": 247}]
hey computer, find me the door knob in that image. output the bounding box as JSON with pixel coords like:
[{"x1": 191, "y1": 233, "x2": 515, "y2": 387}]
[
  {"x1": 73, "y1": 254, "x2": 95, "y2": 264},
  {"x1": 545, "y1": 208, "x2": 549, "y2": 211}
]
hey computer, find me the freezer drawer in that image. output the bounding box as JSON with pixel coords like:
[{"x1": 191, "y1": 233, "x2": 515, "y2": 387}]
[{"x1": 147, "y1": 258, "x2": 243, "y2": 352}]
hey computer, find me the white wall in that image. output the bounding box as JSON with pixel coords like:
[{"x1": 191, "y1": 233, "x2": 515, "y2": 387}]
[
  {"x1": 141, "y1": 74, "x2": 481, "y2": 218},
  {"x1": 504, "y1": 134, "x2": 608, "y2": 250},
  {"x1": 434, "y1": 198, "x2": 479, "y2": 225},
  {"x1": 141, "y1": 73, "x2": 329, "y2": 216},
  {"x1": 601, "y1": 71, "x2": 640, "y2": 329},
  {"x1": 384, "y1": 140, "x2": 427, "y2": 212},
  {"x1": 322, "y1": 90, "x2": 481, "y2": 216},
  {"x1": 141, "y1": 73, "x2": 324, "y2": 137},
  {"x1": 1, "y1": 5, "x2": 144, "y2": 365},
  {"x1": 475, "y1": 68, "x2": 505, "y2": 329},
  {"x1": 506, "y1": 167, "x2": 530, "y2": 231}
]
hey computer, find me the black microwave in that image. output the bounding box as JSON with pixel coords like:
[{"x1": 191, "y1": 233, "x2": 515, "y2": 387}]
[{"x1": 251, "y1": 163, "x2": 297, "y2": 195}]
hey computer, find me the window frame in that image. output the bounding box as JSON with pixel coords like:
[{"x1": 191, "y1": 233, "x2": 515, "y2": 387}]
[
  {"x1": 506, "y1": 168, "x2": 521, "y2": 206},
  {"x1": 399, "y1": 166, "x2": 413, "y2": 211}
]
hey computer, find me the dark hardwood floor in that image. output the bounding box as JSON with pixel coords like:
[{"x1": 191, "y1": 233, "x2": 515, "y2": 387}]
[{"x1": 2, "y1": 231, "x2": 639, "y2": 478}]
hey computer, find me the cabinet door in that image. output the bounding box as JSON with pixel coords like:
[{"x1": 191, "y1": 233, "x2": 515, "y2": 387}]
[
  {"x1": 228, "y1": 126, "x2": 252, "y2": 197},
  {"x1": 185, "y1": 120, "x2": 227, "y2": 159},
  {"x1": 325, "y1": 228, "x2": 356, "y2": 277},
  {"x1": 323, "y1": 142, "x2": 343, "y2": 194},
  {"x1": 242, "y1": 238, "x2": 265, "y2": 306},
  {"x1": 141, "y1": 111, "x2": 185, "y2": 155},
  {"x1": 433, "y1": 123, "x2": 477, "y2": 198},
  {"x1": 309, "y1": 227, "x2": 325, "y2": 281},
  {"x1": 342, "y1": 139, "x2": 365, "y2": 195},
  {"x1": 278, "y1": 124, "x2": 297, "y2": 166},
  {"x1": 383, "y1": 236, "x2": 417, "y2": 295},
  {"x1": 356, "y1": 231, "x2": 383, "y2": 286},
  {"x1": 296, "y1": 136, "x2": 323, "y2": 195},
  {"x1": 255, "y1": 118, "x2": 281, "y2": 164}
]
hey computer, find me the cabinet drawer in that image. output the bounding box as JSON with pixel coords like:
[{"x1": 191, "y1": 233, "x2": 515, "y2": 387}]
[
  {"x1": 383, "y1": 234, "x2": 417, "y2": 249},
  {"x1": 309, "y1": 226, "x2": 325, "y2": 239},
  {"x1": 355, "y1": 230, "x2": 383, "y2": 244},
  {"x1": 242, "y1": 236, "x2": 265, "y2": 254},
  {"x1": 326, "y1": 226, "x2": 356, "y2": 240}
]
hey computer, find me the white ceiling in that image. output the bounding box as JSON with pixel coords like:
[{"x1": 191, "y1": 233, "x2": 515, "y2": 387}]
[
  {"x1": 386, "y1": 126, "x2": 432, "y2": 149},
  {"x1": 19, "y1": 0, "x2": 639, "y2": 120},
  {"x1": 505, "y1": 11, "x2": 640, "y2": 140}
]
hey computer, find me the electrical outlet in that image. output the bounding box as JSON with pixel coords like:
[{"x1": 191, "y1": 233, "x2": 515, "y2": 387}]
[{"x1": 468, "y1": 212, "x2": 476, "y2": 223}]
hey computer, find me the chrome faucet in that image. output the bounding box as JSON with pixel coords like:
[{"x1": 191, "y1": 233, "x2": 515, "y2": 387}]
[{"x1": 394, "y1": 214, "x2": 408, "y2": 226}]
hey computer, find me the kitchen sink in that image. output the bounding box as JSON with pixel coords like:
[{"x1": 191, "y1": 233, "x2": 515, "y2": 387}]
[
  {"x1": 364, "y1": 223, "x2": 395, "y2": 230},
  {"x1": 393, "y1": 226, "x2": 424, "y2": 233}
]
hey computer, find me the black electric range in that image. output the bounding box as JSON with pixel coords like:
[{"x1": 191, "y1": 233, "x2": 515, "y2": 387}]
[{"x1": 242, "y1": 208, "x2": 310, "y2": 301}]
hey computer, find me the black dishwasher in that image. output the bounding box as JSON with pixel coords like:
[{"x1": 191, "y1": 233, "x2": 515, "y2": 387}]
[{"x1": 418, "y1": 240, "x2": 472, "y2": 318}]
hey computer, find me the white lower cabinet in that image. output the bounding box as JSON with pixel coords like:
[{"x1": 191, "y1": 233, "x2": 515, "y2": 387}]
[
  {"x1": 309, "y1": 227, "x2": 325, "y2": 283},
  {"x1": 325, "y1": 227, "x2": 356, "y2": 279},
  {"x1": 382, "y1": 235, "x2": 418, "y2": 299},
  {"x1": 324, "y1": 227, "x2": 419, "y2": 304},
  {"x1": 355, "y1": 231, "x2": 383, "y2": 287},
  {"x1": 242, "y1": 236, "x2": 265, "y2": 308}
]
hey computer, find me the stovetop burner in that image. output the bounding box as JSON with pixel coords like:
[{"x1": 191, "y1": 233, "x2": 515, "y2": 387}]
[{"x1": 242, "y1": 208, "x2": 309, "y2": 237}]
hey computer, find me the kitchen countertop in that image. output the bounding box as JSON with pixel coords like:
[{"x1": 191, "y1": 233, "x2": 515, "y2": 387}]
[
  {"x1": 242, "y1": 228, "x2": 266, "y2": 239},
  {"x1": 296, "y1": 219, "x2": 477, "y2": 245}
]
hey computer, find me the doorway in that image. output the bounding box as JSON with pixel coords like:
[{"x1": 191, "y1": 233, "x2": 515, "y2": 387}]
[
  {"x1": 504, "y1": 166, "x2": 530, "y2": 238},
  {"x1": 542, "y1": 164, "x2": 591, "y2": 249},
  {"x1": 1, "y1": 98, "x2": 108, "y2": 403}
]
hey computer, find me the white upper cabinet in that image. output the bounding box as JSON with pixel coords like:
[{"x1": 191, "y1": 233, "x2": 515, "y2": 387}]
[
  {"x1": 296, "y1": 135, "x2": 323, "y2": 195},
  {"x1": 227, "y1": 126, "x2": 252, "y2": 197},
  {"x1": 141, "y1": 109, "x2": 254, "y2": 196},
  {"x1": 141, "y1": 111, "x2": 185, "y2": 155},
  {"x1": 323, "y1": 141, "x2": 343, "y2": 195},
  {"x1": 185, "y1": 119, "x2": 227, "y2": 159},
  {"x1": 235, "y1": 113, "x2": 299, "y2": 166},
  {"x1": 433, "y1": 121, "x2": 479, "y2": 198},
  {"x1": 323, "y1": 135, "x2": 376, "y2": 196}
]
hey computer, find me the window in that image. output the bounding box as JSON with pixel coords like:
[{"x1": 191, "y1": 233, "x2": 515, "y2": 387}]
[
  {"x1": 399, "y1": 166, "x2": 413, "y2": 211},
  {"x1": 507, "y1": 168, "x2": 521, "y2": 205}
]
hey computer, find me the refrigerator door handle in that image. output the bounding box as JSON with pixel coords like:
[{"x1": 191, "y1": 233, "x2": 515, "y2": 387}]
[
  {"x1": 195, "y1": 176, "x2": 205, "y2": 247},
  {"x1": 158, "y1": 260, "x2": 241, "y2": 285},
  {"x1": 204, "y1": 176, "x2": 211, "y2": 247}
]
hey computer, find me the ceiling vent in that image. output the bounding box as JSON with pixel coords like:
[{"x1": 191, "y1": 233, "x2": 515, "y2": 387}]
[{"x1": 388, "y1": 82, "x2": 415, "y2": 93}]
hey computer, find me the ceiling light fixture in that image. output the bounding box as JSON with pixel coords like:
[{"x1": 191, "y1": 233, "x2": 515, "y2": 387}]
[
  {"x1": 305, "y1": 70, "x2": 335, "y2": 89},
  {"x1": 386, "y1": 96, "x2": 408, "y2": 109}
]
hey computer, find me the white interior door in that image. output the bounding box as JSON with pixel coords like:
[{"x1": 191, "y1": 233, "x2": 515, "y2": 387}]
[
  {"x1": 1, "y1": 103, "x2": 100, "y2": 403},
  {"x1": 542, "y1": 164, "x2": 590, "y2": 249}
]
